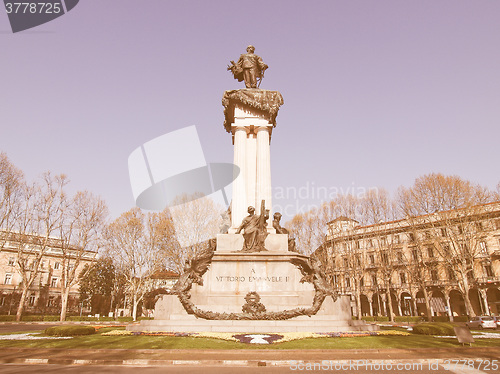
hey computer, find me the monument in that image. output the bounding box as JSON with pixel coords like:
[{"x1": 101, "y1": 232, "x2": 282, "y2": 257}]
[{"x1": 128, "y1": 47, "x2": 376, "y2": 333}]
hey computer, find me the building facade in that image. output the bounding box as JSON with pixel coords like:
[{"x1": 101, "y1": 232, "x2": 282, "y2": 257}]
[
  {"x1": 317, "y1": 203, "x2": 500, "y2": 319},
  {"x1": 0, "y1": 231, "x2": 96, "y2": 315}
]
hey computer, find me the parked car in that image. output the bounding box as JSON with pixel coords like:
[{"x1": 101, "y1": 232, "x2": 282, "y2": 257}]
[
  {"x1": 492, "y1": 316, "x2": 500, "y2": 329},
  {"x1": 466, "y1": 316, "x2": 497, "y2": 329}
]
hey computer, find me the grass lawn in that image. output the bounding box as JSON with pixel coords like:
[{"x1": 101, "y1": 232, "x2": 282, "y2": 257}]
[{"x1": 0, "y1": 326, "x2": 498, "y2": 349}]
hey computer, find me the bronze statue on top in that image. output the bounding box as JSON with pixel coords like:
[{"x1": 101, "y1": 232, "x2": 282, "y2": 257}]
[
  {"x1": 228, "y1": 45, "x2": 268, "y2": 89},
  {"x1": 236, "y1": 201, "x2": 269, "y2": 252}
]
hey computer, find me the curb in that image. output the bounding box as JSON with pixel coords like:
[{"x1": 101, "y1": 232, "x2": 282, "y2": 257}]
[{"x1": 1, "y1": 358, "x2": 498, "y2": 367}]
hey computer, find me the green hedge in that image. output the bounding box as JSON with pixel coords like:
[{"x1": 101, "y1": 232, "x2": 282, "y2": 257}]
[
  {"x1": 0, "y1": 315, "x2": 154, "y2": 322},
  {"x1": 0, "y1": 315, "x2": 16, "y2": 321},
  {"x1": 394, "y1": 316, "x2": 424, "y2": 323},
  {"x1": 20, "y1": 315, "x2": 43, "y2": 321},
  {"x1": 67, "y1": 316, "x2": 98, "y2": 322},
  {"x1": 361, "y1": 316, "x2": 390, "y2": 322},
  {"x1": 412, "y1": 322, "x2": 456, "y2": 336},
  {"x1": 45, "y1": 325, "x2": 96, "y2": 336}
]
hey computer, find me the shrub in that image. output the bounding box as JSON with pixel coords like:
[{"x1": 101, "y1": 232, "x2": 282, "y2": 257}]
[
  {"x1": 432, "y1": 316, "x2": 450, "y2": 322},
  {"x1": 99, "y1": 317, "x2": 115, "y2": 321},
  {"x1": 67, "y1": 316, "x2": 98, "y2": 322},
  {"x1": 44, "y1": 326, "x2": 96, "y2": 337},
  {"x1": 43, "y1": 316, "x2": 60, "y2": 322},
  {"x1": 453, "y1": 316, "x2": 469, "y2": 322},
  {"x1": 394, "y1": 316, "x2": 423, "y2": 323},
  {"x1": 0, "y1": 315, "x2": 16, "y2": 321},
  {"x1": 361, "y1": 316, "x2": 389, "y2": 322},
  {"x1": 117, "y1": 317, "x2": 133, "y2": 322},
  {"x1": 412, "y1": 322, "x2": 456, "y2": 336},
  {"x1": 21, "y1": 315, "x2": 43, "y2": 321}
]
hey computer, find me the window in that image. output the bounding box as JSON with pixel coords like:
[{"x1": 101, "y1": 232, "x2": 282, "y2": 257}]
[
  {"x1": 4, "y1": 274, "x2": 12, "y2": 285},
  {"x1": 371, "y1": 275, "x2": 378, "y2": 286},
  {"x1": 54, "y1": 262, "x2": 60, "y2": 270},
  {"x1": 394, "y1": 235, "x2": 400, "y2": 244},
  {"x1": 447, "y1": 268, "x2": 456, "y2": 280},
  {"x1": 367, "y1": 239, "x2": 373, "y2": 248},
  {"x1": 408, "y1": 233, "x2": 415, "y2": 242},
  {"x1": 369, "y1": 254, "x2": 375, "y2": 264},
  {"x1": 457, "y1": 225, "x2": 463, "y2": 234},
  {"x1": 343, "y1": 258, "x2": 349, "y2": 268},
  {"x1": 381, "y1": 253, "x2": 388, "y2": 265},
  {"x1": 345, "y1": 277, "x2": 351, "y2": 288},
  {"x1": 47, "y1": 296, "x2": 55, "y2": 307},
  {"x1": 427, "y1": 246, "x2": 434, "y2": 258},
  {"x1": 29, "y1": 293, "x2": 36, "y2": 306},
  {"x1": 412, "y1": 249, "x2": 418, "y2": 261},
  {"x1": 400, "y1": 272, "x2": 407, "y2": 284},
  {"x1": 484, "y1": 264, "x2": 494, "y2": 277},
  {"x1": 495, "y1": 219, "x2": 500, "y2": 230},
  {"x1": 430, "y1": 269, "x2": 439, "y2": 281},
  {"x1": 355, "y1": 240, "x2": 360, "y2": 249},
  {"x1": 50, "y1": 277, "x2": 58, "y2": 287},
  {"x1": 479, "y1": 241, "x2": 488, "y2": 254},
  {"x1": 380, "y1": 236, "x2": 387, "y2": 246},
  {"x1": 8, "y1": 257, "x2": 14, "y2": 266},
  {"x1": 440, "y1": 228, "x2": 447, "y2": 237},
  {"x1": 0, "y1": 297, "x2": 5, "y2": 306},
  {"x1": 360, "y1": 277, "x2": 364, "y2": 287},
  {"x1": 397, "y1": 251, "x2": 404, "y2": 263}
]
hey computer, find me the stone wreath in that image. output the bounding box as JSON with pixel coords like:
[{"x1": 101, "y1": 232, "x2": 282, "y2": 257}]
[{"x1": 160, "y1": 240, "x2": 338, "y2": 320}]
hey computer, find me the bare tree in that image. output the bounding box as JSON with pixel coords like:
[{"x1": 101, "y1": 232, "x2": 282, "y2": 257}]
[
  {"x1": 398, "y1": 173, "x2": 494, "y2": 318},
  {"x1": 58, "y1": 191, "x2": 108, "y2": 321},
  {"x1": 0, "y1": 153, "x2": 24, "y2": 251},
  {"x1": 15, "y1": 173, "x2": 67, "y2": 321},
  {"x1": 105, "y1": 208, "x2": 163, "y2": 321},
  {"x1": 167, "y1": 194, "x2": 223, "y2": 273},
  {"x1": 361, "y1": 189, "x2": 400, "y2": 322}
]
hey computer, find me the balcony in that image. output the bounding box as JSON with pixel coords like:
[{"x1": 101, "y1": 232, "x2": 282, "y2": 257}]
[{"x1": 476, "y1": 276, "x2": 500, "y2": 285}]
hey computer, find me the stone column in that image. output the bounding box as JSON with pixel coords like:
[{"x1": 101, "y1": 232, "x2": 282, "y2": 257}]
[
  {"x1": 245, "y1": 133, "x2": 257, "y2": 210},
  {"x1": 380, "y1": 294, "x2": 387, "y2": 317},
  {"x1": 256, "y1": 125, "x2": 272, "y2": 228},
  {"x1": 230, "y1": 126, "x2": 247, "y2": 230},
  {"x1": 368, "y1": 300, "x2": 374, "y2": 317}
]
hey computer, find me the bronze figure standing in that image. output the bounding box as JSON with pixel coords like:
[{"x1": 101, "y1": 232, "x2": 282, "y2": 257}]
[{"x1": 228, "y1": 45, "x2": 268, "y2": 88}]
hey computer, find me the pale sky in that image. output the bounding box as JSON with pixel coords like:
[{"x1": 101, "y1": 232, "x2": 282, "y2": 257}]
[{"x1": 1, "y1": 0, "x2": 499, "y2": 222}]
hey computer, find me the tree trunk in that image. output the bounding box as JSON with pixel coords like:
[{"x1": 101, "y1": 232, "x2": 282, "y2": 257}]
[
  {"x1": 59, "y1": 287, "x2": 70, "y2": 321},
  {"x1": 132, "y1": 294, "x2": 138, "y2": 321},
  {"x1": 422, "y1": 287, "x2": 433, "y2": 321},
  {"x1": 459, "y1": 275, "x2": 475, "y2": 318},
  {"x1": 109, "y1": 292, "x2": 115, "y2": 318},
  {"x1": 386, "y1": 289, "x2": 394, "y2": 322},
  {"x1": 463, "y1": 288, "x2": 475, "y2": 318},
  {"x1": 355, "y1": 286, "x2": 362, "y2": 320},
  {"x1": 16, "y1": 285, "x2": 30, "y2": 322}
]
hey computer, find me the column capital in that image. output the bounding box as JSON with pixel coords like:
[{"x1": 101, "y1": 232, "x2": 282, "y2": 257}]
[{"x1": 255, "y1": 125, "x2": 272, "y2": 133}]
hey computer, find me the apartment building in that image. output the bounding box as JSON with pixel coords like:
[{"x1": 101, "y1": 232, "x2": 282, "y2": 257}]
[
  {"x1": 0, "y1": 231, "x2": 96, "y2": 315},
  {"x1": 317, "y1": 202, "x2": 500, "y2": 319}
]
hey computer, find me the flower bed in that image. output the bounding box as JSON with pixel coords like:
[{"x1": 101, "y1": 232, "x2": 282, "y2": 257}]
[{"x1": 99, "y1": 329, "x2": 409, "y2": 343}]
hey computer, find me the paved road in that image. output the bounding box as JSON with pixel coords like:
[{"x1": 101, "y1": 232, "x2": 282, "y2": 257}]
[{"x1": 0, "y1": 363, "x2": 498, "y2": 374}]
